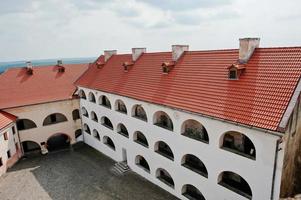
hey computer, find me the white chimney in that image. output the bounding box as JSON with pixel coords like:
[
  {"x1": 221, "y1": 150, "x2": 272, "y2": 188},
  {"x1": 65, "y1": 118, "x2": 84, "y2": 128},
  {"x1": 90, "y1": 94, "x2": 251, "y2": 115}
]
[
  {"x1": 104, "y1": 50, "x2": 117, "y2": 62},
  {"x1": 26, "y1": 61, "x2": 32, "y2": 69},
  {"x1": 57, "y1": 60, "x2": 63, "y2": 66},
  {"x1": 239, "y1": 38, "x2": 260, "y2": 63},
  {"x1": 132, "y1": 48, "x2": 146, "y2": 62},
  {"x1": 172, "y1": 45, "x2": 189, "y2": 62}
]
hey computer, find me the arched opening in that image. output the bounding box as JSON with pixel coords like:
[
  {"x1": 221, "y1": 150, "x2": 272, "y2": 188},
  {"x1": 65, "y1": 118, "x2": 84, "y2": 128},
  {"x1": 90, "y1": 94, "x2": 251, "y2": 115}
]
[
  {"x1": 181, "y1": 119, "x2": 209, "y2": 143},
  {"x1": 78, "y1": 89, "x2": 86, "y2": 99},
  {"x1": 101, "y1": 116, "x2": 113, "y2": 130},
  {"x1": 43, "y1": 113, "x2": 67, "y2": 126},
  {"x1": 72, "y1": 109, "x2": 80, "y2": 120},
  {"x1": 132, "y1": 104, "x2": 147, "y2": 121},
  {"x1": 81, "y1": 107, "x2": 89, "y2": 117},
  {"x1": 117, "y1": 123, "x2": 129, "y2": 138},
  {"x1": 83, "y1": 123, "x2": 91, "y2": 134},
  {"x1": 75, "y1": 129, "x2": 82, "y2": 138},
  {"x1": 153, "y1": 111, "x2": 173, "y2": 131},
  {"x1": 155, "y1": 141, "x2": 174, "y2": 161},
  {"x1": 88, "y1": 92, "x2": 96, "y2": 103},
  {"x1": 22, "y1": 141, "x2": 40, "y2": 153},
  {"x1": 181, "y1": 154, "x2": 208, "y2": 178},
  {"x1": 221, "y1": 131, "x2": 256, "y2": 160},
  {"x1": 99, "y1": 95, "x2": 111, "y2": 109},
  {"x1": 156, "y1": 168, "x2": 174, "y2": 188},
  {"x1": 103, "y1": 136, "x2": 115, "y2": 150},
  {"x1": 46, "y1": 133, "x2": 70, "y2": 151},
  {"x1": 115, "y1": 99, "x2": 127, "y2": 114},
  {"x1": 133, "y1": 131, "x2": 148, "y2": 147},
  {"x1": 91, "y1": 111, "x2": 98, "y2": 122},
  {"x1": 182, "y1": 184, "x2": 206, "y2": 200},
  {"x1": 135, "y1": 155, "x2": 150, "y2": 173},
  {"x1": 17, "y1": 119, "x2": 37, "y2": 131},
  {"x1": 218, "y1": 171, "x2": 252, "y2": 199},
  {"x1": 93, "y1": 129, "x2": 100, "y2": 141}
]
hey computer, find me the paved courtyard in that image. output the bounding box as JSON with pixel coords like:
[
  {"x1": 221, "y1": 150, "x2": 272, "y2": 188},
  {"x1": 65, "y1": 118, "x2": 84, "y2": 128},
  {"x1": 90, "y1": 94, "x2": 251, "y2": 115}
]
[{"x1": 0, "y1": 143, "x2": 178, "y2": 200}]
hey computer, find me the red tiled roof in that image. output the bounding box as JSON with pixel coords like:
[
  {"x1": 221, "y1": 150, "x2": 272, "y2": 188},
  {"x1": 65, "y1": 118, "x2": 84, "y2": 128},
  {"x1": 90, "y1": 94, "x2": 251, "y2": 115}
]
[
  {"x1": 0, "y1": 63, "x2": 89, "y2": 109},
  {"x1": 76, "y1": 47, "x2": 301, "y2": 131},
  {"x1": 0, "y1": 111, "x2": 17, "y2": 130}
]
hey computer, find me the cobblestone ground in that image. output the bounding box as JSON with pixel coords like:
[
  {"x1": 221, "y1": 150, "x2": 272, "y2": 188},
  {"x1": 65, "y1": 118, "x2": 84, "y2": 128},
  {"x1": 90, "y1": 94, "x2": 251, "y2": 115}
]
[{"x1": 0, "y1": 143, "x2": 178, "y2": 200}]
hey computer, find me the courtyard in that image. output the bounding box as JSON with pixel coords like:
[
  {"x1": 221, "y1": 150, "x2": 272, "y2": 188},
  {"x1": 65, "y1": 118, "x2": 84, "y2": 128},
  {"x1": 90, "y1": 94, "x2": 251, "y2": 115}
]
[{"x1": 0, "y1": 143, "x2": 178, "y2": 200}]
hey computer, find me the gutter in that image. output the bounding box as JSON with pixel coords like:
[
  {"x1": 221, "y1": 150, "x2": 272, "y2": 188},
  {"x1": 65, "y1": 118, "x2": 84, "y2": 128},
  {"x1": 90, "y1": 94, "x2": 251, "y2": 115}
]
[{"x1": 271, "y1": 138, "x2": 282, "y2": 200}]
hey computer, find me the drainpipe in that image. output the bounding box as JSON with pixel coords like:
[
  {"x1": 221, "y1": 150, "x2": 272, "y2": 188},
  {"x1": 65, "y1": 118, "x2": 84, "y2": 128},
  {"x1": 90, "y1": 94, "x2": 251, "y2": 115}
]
[{"x1": 270, "y1": 138, "x2": 282, "y2": 200}]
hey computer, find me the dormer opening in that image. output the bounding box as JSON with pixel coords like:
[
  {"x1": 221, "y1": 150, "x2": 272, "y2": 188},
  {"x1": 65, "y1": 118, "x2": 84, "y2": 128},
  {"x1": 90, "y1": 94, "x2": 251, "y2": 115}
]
[
  {"x1": 161, "y1": 62, "x2": 175, "y2": 74},
  {"x1": 229, "y1": 69, "x2": 237, "y2": 79},
  {"x1": 123, "y1": 61, "x2": 134, "y2": 72},
  {"x1": 227, "y1": 64, "x2": 245, "y2": 80},
  {"x1": 96, "y1": 61, "x2": 105, "y2": 69}
]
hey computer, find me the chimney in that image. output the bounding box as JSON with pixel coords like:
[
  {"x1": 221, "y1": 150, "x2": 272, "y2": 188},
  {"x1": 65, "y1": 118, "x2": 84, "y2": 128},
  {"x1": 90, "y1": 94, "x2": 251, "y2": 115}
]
[
  {"x1": 172, "y1": 45, "x2": 189, "y2": 62},
  {"x1": 239, "y1": 38, "x2": 260, "y2": 63},
  {"x1": 57, "y1": 60, "x2": 63, "y2": 67},
  {"x1": 26, "y1": 61, "x2": 33, "y2": 75},
  {"x1": 132, "y1": 48, "x2": 146, "y2": 62},
  {"x1": 104, "y1": 50, "x2": 117, "y2": 62}
]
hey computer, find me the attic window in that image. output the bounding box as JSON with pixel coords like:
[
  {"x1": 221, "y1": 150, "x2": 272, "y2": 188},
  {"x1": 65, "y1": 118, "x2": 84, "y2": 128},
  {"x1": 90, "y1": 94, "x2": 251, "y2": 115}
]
[
  {"x1": 229, "y1": 69, "x2": 237, "y2": 79},
  {"x1": 161, "y1": 61, "x2": 175, "y2": 74},
  {"x1": 123, "y1": 61, "x2": 134, "y2": 72},
  {"x1": 96, "y1": 61, "x2": 104, "y2": 69},
  {"x1": 228, "y1": 64, "x2": 245, "y2": 80}
]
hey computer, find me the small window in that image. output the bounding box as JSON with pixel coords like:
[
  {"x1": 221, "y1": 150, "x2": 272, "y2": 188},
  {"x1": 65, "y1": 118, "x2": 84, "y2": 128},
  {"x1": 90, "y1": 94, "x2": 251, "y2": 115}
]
[
  {"x1": 0, "y1": 157, "x2": 2, "y2": 167},
  {"x1": 72, "y1": 109, "x2": 80, "y2": 120},
  {"x1": 4, "y1": 132, "x2": 8, "y2": 140},
  {"x1": 12, "y1": 126, "x2": 16, "y2": 135},
  {"x1": 229, "y1": 69, "x2": 237, "y2": 79},
  {"x1": 7, "y1": 150, "x2": 11, "y2": 159}
]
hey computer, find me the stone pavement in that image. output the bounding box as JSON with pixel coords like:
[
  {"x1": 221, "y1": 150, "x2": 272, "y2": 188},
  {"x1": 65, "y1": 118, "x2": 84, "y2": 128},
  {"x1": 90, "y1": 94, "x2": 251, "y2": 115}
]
[{"x1": 0, "y1": 143, "x2": 178, "y2": 200}]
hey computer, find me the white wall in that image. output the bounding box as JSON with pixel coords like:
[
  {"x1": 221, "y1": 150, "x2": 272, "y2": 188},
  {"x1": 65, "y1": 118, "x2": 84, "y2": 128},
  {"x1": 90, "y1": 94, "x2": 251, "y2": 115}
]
[
  {"x1": 0, "y1": 123, "x2": 20, "y2": 176},
  {"x1": 79, "y1": 87, "x2": 284, "y2": 200},
  {"x1": 4, "y1": 99, "x2": 82, "y2": 148}
]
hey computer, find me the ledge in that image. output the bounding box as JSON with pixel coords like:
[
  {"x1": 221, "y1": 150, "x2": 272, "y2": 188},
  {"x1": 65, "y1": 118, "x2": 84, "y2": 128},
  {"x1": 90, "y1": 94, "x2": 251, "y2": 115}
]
[
  {"x1": 182, "y1": 133, "x2": 209, "y2": 144},
  {"x1": 218, "y1": 182, "x2": 252, "y2": 200},
  {"x1": 102, "y1": 123, "x2": 113, "y2": 130},
  {"x1": 182, "y1": 163, "x2": 208, "y2": 178},
  {"x1": 117, "y1": 131, "x2": 129, "y2": 138},
  {"x1": 221, "y1": 146, "x2": 255, "y2": 160},
  {"x1": 134, "y1": 140, "x2": 149, "y2": 148},
  {"x1": 132, "y1": 115, "x2": 147, "y2": 122},
  {"x1": 154, "y1": 123, "x2": 173, "y2": 132},
  {"x1": 157, "y1": 177, "x2": 174, "y2": 189},
  {"x1": 155, "y1": 150, "x2": 174, "y2": 161}
]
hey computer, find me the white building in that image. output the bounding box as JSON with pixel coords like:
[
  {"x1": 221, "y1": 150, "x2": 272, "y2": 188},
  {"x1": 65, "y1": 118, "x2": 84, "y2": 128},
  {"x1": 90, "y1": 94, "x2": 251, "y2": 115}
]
[
  {"x1": 0, "y1": 111, "x2": 21, "y2": 176},
  {"x1": 75, "y1": 38, "x2": 301, "y2": 200}
]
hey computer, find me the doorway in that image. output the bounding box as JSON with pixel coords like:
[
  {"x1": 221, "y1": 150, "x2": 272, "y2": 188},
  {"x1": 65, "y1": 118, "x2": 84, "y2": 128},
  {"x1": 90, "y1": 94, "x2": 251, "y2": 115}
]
[{"x1": 122, "y1": 148, "x2": 127, "y2": 163}]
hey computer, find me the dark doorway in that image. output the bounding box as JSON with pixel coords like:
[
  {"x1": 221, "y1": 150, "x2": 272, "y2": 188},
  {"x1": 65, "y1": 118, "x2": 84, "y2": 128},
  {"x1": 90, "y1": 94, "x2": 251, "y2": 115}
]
[
  {"x1": 22, "y1": 141, "x2": 41, "y2": 153},
  {"x1": 47, "y1": 134, "x2": 70, "y2": 151}
]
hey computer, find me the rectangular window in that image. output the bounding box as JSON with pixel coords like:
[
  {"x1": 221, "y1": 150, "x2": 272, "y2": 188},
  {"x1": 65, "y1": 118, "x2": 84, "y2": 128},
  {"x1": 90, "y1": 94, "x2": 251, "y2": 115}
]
[
  {"x1": 12, "y1": 126, "x2": 16, "y2": 134},
  {"x1": 7, "y1": 150, "x2": 11, "y2": 159},
  {"x1": 4, "y1": 132, "x2": 8, "y2": 140},
  {"x1": 0, "y1": 157, "x2": 3, "y2": 167},
  {"x1": 229, "y1": 70, "x2": 237, "y2": 79}
]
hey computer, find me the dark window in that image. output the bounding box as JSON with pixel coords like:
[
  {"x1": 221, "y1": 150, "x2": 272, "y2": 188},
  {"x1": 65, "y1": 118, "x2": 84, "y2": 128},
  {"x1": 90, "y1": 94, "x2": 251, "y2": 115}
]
[
  {"x1": 89, "y1": 93, "x2": 96, "y2": 103},
  {"x1": 43, "y1": 113, "x2": 67, "y2": 126},
  {"x1": 82, "y1": 107, "x2": 89, "y2": 117},
  {"x1": 156, "y1": 168, "x2": 174, "y2": 188},
  {"x1": 229, "y1": 70, "x2": 237, "y2": 79},
  {"x1": 100, "y1": 96, "x2": 111, "y2": 109},
  {"x1": 218, "y1": 171, "x2": 252, "y2": 199},
  {"x1": 91, "y1": 112, "x2": 98, "y2": 122},
  {"x1": 104, "y1": 136, "x2": 115, "y2": 150},
  {"x1": 136, "y1": 155, "x2": 150, "y2": 173},
  {"x1": 50, "y1": 114, "x2": 56, "y2": 123},
  {"x1": 7, "y1": 150, "x2": 11, "y2": 159},
  {"x1": 84, "y1": 124, "x2": 91, "y2": 134},
  {"x1": 134, "y1": 131, "x2": 148, "y2": 147},
  {"x1": 0, "y1": 157, "x2": 2, "y2": 167},
  {"x1": 102, "y1": 117, "x2": 113, "y2": 130},
  {"x1": 79, "y1": 90, "x2": 86, "y2": 99},
  {"x1": 182, "y1": 154, "x2": 208, "y2": 178},
  {"x1": 155, "y1": 141, "x2": 174, "y2": 160},
  {"x1": 75, "y1": 129, "x2": 82, "y2": 138},
  {"x1": 12, "y1": 126, "x2": 16, "y2": 135},
  {"x1": 93, "y1": 130, "x2": 100, "y2": 141},
  {"x1": 182, "y1": 184, "x2": 206, "y2": 200},
  {"x1": 182, "y1": 120, "x2": 209, "y2": 143},
  {"x1": 17, "y1": 119, "x2": 37, "y2": 131},
  {"x1": 117, "y1": 124, "x2": 129, "y2": 138},
  {"x1": 116, "y1": 100, "x2": 127, "y2": 114},
  {"x1": 133, "y1": 105, "x2": 147, "y2": 121},
  {"x1": 72, "y1": 109, "x2": 80, "y2": 120},
  {"x1": 3, "y1": 132, "x2": 8, "y2": 140},
  {"x1": 154, "y1": 111, "x2": 173, "y2": 131}
]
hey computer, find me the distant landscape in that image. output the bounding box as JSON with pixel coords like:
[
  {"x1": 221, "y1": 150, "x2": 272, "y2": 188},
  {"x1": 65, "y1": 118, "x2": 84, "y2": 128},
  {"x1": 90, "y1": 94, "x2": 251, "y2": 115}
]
[{"x1": 0, "y1": 57, "x2": 96, "y2": 73}]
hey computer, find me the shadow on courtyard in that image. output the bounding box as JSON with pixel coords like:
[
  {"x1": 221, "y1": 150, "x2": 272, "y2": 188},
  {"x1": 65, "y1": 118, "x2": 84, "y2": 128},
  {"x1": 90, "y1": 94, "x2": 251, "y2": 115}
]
[{"x1": 1, "y1": 142, "x2": 178, "y2": 200}]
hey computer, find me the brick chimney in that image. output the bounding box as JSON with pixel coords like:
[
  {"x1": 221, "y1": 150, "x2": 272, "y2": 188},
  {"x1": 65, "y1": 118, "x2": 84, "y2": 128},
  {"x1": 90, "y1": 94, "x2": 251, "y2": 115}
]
[
  {"x1": 239, "y1": 38, "x2": 260, "y2": 63},
  {"x1": 104, "y1": 50, "x2": 117, "y2": 62},
  {"x1": 132, "y1": 48, "x2": 146, "y2": 62},
  {"x1": 172, "y1": 45, "x2": 189, "y2": 62}
]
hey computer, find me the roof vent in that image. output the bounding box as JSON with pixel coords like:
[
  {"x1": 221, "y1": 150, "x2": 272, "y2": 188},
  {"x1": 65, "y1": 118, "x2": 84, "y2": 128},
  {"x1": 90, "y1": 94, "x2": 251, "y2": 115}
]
[
  {"x1": 161, "y1": 61, "x2": 175, "y2": 74},
  {"x1": 172, "y1": 45, "x2": 189, "y2": 62},
  {"x1": 96, "y1": 61, "x2": 105, "y2": 69},
  {"x1": 227, "y1": 64, "x2": 246, "y2": 80},
  {"x1": 26, "y1": 61, "x2": 33, "y2": 75},
  {"x1": 132, "y1": 48, "x2": 146, "y2": 62},
  {"x1": 104, "y1": 50, "x2": 117, "y2": 62},
  {"x1": 57, "y1": 60, "x2": 65, "y2": 72},
  {"x1": 122, "y1": 61, "x2": 134, "y2": 72},
  {"x1": 239, "y1": 38, "x2": 260, "y2": 63}
]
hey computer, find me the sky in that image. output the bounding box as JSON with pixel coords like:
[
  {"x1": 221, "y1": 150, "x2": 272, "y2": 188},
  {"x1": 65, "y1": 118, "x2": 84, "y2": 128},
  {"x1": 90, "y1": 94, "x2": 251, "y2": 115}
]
[{"x1": 0, "y1": 0, "x2": 301, "y2": 62}]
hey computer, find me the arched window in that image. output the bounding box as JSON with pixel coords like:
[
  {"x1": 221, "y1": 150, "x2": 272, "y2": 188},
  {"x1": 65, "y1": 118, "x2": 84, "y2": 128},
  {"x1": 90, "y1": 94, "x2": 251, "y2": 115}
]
[
  {"x1": 117, "y1": 123, "x2": 129, "y2": 138},
  {"x1": 88, "y1": 92, "x2": 96, "y2": 103},
  {"x1": 81, "y1": 107, "x2": 89, "y2": 117},
  {"x1": 21, "y1": 141, "x2": 41, "y2": 153},
  {"x1": 99, "y1": 95, "x2": 111, "y2": 109},
  {"x1": 91, "y1": 111, "x2": 98, "y2": 122},
  {"x1": 218, "y1": 171, "x2": 252, "y2": 199},
  {"x1": 115, "y1": 99, "x2": 127, "y2": 114},
  {"x1": 181, "y1": 119, "x2": 209, "y2": 143},
  {"x1": 133, "y1": 131, "x2": 148, "y2": 147},
  {"x1": 181, "y1": 154, "x2": 208, "y2": 178},
  {"x1": 103, "y1": 136, "x2": 115, "y2": 150},
  {"x1": 182, "y1": 184, "x2": 206, "y2": 200},
  {"x1": 101, "y1": 116, "x2": 113, "y2": 130},
  {"x1": 221, "y1": 131, "x2": 256, "y2": 160},
  {"x1": 43, "y1": 113, "x2": 67, "y2": 126},
  {"x1": 75, "y1": 129, "x2": 82, "y2": 138},
  {"x1": 72, "y1": 109, "x2": 80, "y2": 120},
  {"x1": 156, "y1": 168, "x2": 174, "y2": 188},
  {"x1": 93, "y1": 129, "x2": 100, "y2": 141},
  {"x1": 135, "y1": 155, "x2": 150, "y2": 173},
  {"x1": 17, "y1": 119, "x2": 37, "y2": 131},
  {"x1": 155, "y1": 141, "x2": 174, "y2": 161},
  {"x1": 153, "y1": 111, "x2": 173, "y2": 131},
  {"x1": 132, "y1": 104, "x2": 147, "y2": 121},
  {"x1": 78, "y1": 89, "x2": 86, "y2": 99},
  {"x1": 83, "y1": 123, "x2": 91, "y2": 134}
]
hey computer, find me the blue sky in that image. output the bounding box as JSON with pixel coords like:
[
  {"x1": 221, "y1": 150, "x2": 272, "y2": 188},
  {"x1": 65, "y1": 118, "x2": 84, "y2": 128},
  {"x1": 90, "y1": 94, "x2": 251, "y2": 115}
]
[{"x1": 0, "y1": 0, "x2": 300, "y2": 61}]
